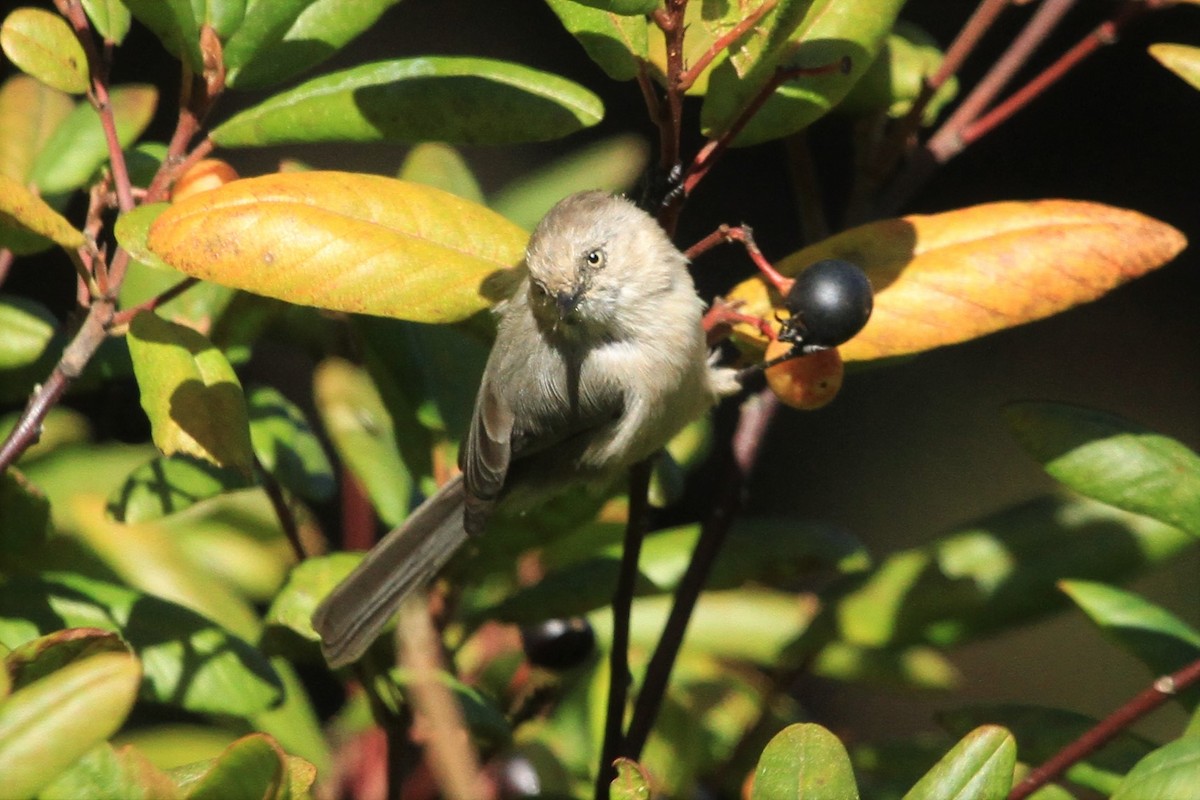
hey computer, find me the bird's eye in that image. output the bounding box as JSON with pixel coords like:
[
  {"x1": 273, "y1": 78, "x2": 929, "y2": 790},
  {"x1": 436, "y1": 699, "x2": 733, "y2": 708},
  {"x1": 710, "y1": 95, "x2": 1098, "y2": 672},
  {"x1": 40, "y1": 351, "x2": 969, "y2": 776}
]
[{"x1": 584, "y1": 248, "x2": 605, "y2": 268}]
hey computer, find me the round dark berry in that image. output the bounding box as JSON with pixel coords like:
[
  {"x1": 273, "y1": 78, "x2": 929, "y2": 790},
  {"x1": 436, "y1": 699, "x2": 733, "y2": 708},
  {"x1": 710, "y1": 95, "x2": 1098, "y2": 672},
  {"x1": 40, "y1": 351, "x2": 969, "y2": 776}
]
[
  {"x1": 781, "y1": 259, "x2": 874, "y2": 349},
  {"x1": 520, "y1": 617, "x2": 596, "y2": 671}
]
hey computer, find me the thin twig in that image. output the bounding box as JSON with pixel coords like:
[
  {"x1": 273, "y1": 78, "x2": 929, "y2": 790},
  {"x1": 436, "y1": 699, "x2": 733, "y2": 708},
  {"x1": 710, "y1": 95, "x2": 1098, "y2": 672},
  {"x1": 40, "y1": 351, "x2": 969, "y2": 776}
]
[
  {"x1": 625, "y1": 390, "x2": 779, "y2": 758},
  {"x1": 1009, "y1": 656, "x2": 1200, "y2": 800},
  {"x1": 256, "y1": 456, "x2": 306, "y2": 562},
  {"x1": 110, "y1": 278, "x2": 200, "y2": 327},
  {"x1": 595, "y1": 460, "x2": 654, "y2": 798}
]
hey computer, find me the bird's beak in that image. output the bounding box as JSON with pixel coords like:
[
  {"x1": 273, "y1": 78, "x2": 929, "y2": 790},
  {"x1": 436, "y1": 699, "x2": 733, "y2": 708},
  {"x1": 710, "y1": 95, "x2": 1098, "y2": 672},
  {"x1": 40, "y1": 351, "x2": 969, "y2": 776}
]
[{"x1": 555, "y1": 287, "x2": 583, "y2": 319}]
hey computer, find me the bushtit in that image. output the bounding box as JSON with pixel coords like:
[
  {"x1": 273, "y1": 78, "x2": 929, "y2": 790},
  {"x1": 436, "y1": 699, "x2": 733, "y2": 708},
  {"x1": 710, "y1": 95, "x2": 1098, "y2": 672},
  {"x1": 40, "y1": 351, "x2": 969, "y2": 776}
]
[{"x1": 313, "y1": 190, "x2": 739, "y2": 667}]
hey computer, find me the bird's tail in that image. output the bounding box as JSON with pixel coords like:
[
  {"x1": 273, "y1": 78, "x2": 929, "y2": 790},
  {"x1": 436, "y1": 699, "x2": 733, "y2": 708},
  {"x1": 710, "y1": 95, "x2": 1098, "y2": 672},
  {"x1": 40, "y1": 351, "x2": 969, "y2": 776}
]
[{"x1": 313, "y1": 474, "x2": 469, "y2": 668}]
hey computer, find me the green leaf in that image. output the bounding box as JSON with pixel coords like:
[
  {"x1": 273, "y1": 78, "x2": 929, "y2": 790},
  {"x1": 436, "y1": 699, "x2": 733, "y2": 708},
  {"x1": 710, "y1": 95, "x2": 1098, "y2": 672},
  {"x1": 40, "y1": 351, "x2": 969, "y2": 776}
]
[
  {"x1": 0, "y1": 468, "x2": 50, "y2": 566},
  {"x1": 211, "y1": 57, "x2": 604, "y2": 146},
  {"x1": 611, "y1": 757, "x2": 652, "y2": 800},
  {"x1": 830, "y1": 494, "x2": 1194, "y2": 650},
  {"x1": 147, "y1": 172, "x2": 526, "y2": 323},
  {"x1": 0, "y1": 75, "x2": 73, "y2": 182},
  {"x1": 1149, "y1": 43, "x2": 1200, "y2": 93},
  {"x1": 489, "y1": 134, "x2": 650, "y2": 230},
  {"x1": 3, "y1": 628, "x2": 129, "y2": 690},
  {"x1": 0, "y1": 651, "x2": 141, "y2": 799},
  {"x1": 265, "y1": 552, "x2": 363, "y2": 643},
  {"x1": 938, "y1": 705, "x2": 1157, "y2": 797},
  {"x1": 398, "y1": 142, "x2": 484, "y2": 205},
  {"x1": 544, "y1": 0, "x2": 648, "y2": 81},
  {"x1": 811, "y1": 642, "x2": 960, "y2": 690},
  {"x1": 0, "y1": 173, "x2": 86, "y2": 254},
  {"x1": 751, "y1": 722, "x2": 859, "y2": 800},
  {"x1": 0, "y1": 407, "x2": 91, "y2": 466},
  {"x1": 570, "y1": 0, "x2": 658, "y2": 14},
  {"x1": 223, "y1": 0, "x2": 401, "y2": 91},
  {"x1": 28, "y1": 83, "x2": 157, "y2": 197},
  {"x1": 902, "y1": 725, "x2": 1015, "y2": 800},
  {"x1": 178, "y1": 733, "x2": 289, "y2": 800},
  {"x1": 0, "y1": 8, "x2": 90, "y2": 94},
  {"x1": 119, "y1": 0, "x2": 204, "y2": 71},
  {"x1": 386, "y1": 667, "x2": 511, "y2": 749},
  {"x1": 701, "y1": 0, "x2": 903, "y2": 146},
  {"x1": 0, "y1": 572, "x2": 283, "y2": 717},
  {"x1": 1060, "y1": 580, "x2": 1200, "y2": 707},
  {"x1": 38, "y1": 741, "x2": 181, "y2": 800},
  {"x1": 247, "y1": 385, "x2": 334, "y2": 502},
  {"x1": 250, "y1": 657, "x2": 332, "y2": 776},
  {"x1": 837, "y1": 21, "x2": 958, "y2": 123},
  {"x1": 1005, "y1": 402, "x2": 1200, "y2": 538},
  {"x1": 114, "y1": 202, "x2": 175, "y2": 272},
  {"x1": 1112, "y1": 737, "x2": 1200, "y2": 800},
  {"x1": 106, "y1": 454, "x2": 253, "y2": 523},
  {"x1": 127, "y1": 311, "x2": 255, "y2": 474},
  {"x1": 81, "y1": 0, "x2": 132, "y2": 43},
  {"x1": 313, "y1": 357, "x2": 411, "y2": 525},
  {"x1": 0, "y1": 294, "x2": 57, "y2": 369}
]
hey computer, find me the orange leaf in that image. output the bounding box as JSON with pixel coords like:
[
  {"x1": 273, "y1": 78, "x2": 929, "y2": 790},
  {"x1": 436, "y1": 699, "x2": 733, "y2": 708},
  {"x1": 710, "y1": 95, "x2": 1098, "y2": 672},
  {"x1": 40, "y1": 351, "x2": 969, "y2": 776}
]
[
  {"x1": 727, "y1": 200, "x2": 1186, "y2": 361},
  {"x1": 148, "y1": 171, "x2": 527, "y2": 323}
]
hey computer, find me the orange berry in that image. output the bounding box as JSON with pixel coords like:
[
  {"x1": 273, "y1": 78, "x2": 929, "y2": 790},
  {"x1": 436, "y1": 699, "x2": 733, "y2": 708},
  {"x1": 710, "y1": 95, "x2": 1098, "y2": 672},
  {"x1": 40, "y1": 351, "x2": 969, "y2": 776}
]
[
  {"x1": 171, "y1": 159, "x2": 239, "y2": 201},
  {"x1": 763, "y1": 338, "x2": 844, "y2": 410}
]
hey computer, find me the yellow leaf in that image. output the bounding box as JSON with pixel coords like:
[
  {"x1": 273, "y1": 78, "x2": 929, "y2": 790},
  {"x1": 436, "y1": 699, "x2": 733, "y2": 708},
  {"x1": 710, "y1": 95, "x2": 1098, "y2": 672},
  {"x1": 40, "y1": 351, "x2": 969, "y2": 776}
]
[
  {"x1": 727, "y1": 200, "x2": 1186, "y2": 361},
  {"x1": 148, "y1": 171, "x2": 527, "y2": 323},
  {"x1": 0, "y1": 172, "x2": 86, "y2": 251}
]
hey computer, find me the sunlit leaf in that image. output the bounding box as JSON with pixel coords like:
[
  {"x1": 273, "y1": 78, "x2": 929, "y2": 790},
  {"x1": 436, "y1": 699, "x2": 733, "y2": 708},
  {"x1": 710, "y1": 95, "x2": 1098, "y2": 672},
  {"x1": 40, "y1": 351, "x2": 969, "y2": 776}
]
[
  {"x1": 0, "y1": 407, "x2": 91, "y2": 466},
  {"x1": 838, "y1": 21, "x2": 958, "y2": 123},
  {"x1": 3, "y1": 628, "x2": 129, "y2": 690},
  {"x1": 811, "y1": 642, "x2": 960, "y2": 690},
  {"x1": 313, "y1": 357, "x2": 410, "y2": 525},
  {"x1": 1149, "y1": 43, "x2": 1200, "y2": 92},
  {"x1": 223, "y1": 0, "x2": 401, "y2": 91},
  {"x1": 106, "y1": 454, "x2": 252, "y2": 523},
  {"x1": 611, "y1": 757, "x2": 652, "y2": 800},
  {"x1": 81, "y1": 0, "x2": 132, "y2": 43},
  {"x1": 247, "y1": 385, "x2": 334, "y2": 502},
  {"x1": 265, "y1": 552, "x2": 362, "y2": 643},
  {"x1": 38, "y1": 741, "x2": 181, "y2": 800},
  {"x1": 127, "y1": 312, "x2": 254, "y2": 473},
  {"x1": 701, "y1": 0, "x2": 902, "y2": 144},
  {"x1": 902, "y1": 725, "x2": 1015, "y2": 800},
  {"x1": 0, "y1": 294, "x2": 57, "y2": 369},
  {"x1": 28, "y1": 83, "x2": 157, "y2": 196},
  {"x1": 490, "y1": 133, "x2": 650, "y2": 230},
  {"x1": 212, "y1": 57, "x2": 604, "y2": 146},
  {"x1": 175, "y1": 733, "x2": 289, "y2": 800},
  {"x1": 1005, "y1": 402, "x2": 1200, "y2": 538},
  {"x1": 750, "y1": 722, "x2": 859, "y2": 799},
  {"x1": 148, "y1": 171, "x2": 526, "y2": 323},
  {"x1": 1111, "y1": 737, "x2": 1200, "y2": 800},
  {"x1": 120, "y1": 0, "x2": 203, "y2": 71},
  {"x1": 399, "y1": 142, "x2": 484, "y2": 205},
  {"x1": 0, "y1": 8, "x2": 90, "y2": 94},
  {"x1": 0, "y1": 173, "x2": 86, "y2": 254},
  {"x1": 0, "y1": 651, "x2": 140, "y2": 798},
  {"x1": 0, "y1": 75, "x2": 73, "y2": 182},
  {"x1": 0, "y1": 571, "x2": 283, "y2": 716},
  {"x1": 114, "y1": 202, "x2": 177, "y2": 272},
  {"x1": 728, "y1": 201, "x2": 1187, "y2": 360},
  {"x1": 544, "y1": 0, "x2": 648, "y2": 81},
  {"x1": 250, "y1": 657, "x2": 331, "y2": 775}
]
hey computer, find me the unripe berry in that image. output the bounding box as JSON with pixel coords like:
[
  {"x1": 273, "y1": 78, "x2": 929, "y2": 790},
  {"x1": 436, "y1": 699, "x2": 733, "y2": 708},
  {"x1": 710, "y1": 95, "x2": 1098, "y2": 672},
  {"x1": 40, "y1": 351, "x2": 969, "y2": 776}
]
[{"x1": 764, "y1": 339, "x2": 844, "y2": 410}]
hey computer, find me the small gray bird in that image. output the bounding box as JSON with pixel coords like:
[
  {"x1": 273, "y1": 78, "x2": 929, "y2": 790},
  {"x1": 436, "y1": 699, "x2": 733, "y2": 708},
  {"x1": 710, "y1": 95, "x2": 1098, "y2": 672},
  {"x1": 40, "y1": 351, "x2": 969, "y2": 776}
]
[{"x1": 313, "y1": 190, "x2": 739, "y2": 667}]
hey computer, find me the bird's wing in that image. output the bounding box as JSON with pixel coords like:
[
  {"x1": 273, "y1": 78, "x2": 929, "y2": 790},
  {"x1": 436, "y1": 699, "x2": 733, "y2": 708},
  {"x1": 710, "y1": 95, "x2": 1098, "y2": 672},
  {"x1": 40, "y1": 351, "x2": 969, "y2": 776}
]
[{"x1": 461, "y1": 372, "x2": 515, "y2": 535}]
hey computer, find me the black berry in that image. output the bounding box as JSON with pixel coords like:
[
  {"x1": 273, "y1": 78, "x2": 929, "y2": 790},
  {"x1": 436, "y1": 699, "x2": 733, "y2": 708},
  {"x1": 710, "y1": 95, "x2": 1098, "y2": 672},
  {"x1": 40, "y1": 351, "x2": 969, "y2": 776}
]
[
  {"x1": 780, "y1": 259, "x2": 874, "y2": 350},
  {"x1": 520, "y1": 617, "x2": 596, "y2": 671}
]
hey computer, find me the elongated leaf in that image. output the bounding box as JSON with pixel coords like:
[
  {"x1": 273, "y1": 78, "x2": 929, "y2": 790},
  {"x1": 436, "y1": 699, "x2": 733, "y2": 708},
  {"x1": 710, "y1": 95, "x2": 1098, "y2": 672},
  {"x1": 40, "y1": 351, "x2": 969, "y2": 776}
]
[
  {"x1": 81, "y1": 0, "x2": 132, "y2": 43},
  {"x1": 727, "y1": 201, "x2": 1187, "y2": 360},
  {"x1": 0, "y1": 8, "x2": 90, "y2": 94},
  {"x1": 247, "y1": 385, "x2": 334, "y2": 502},
  {"x1": 224, "y1": 0, "x2": 401, "y2": 90},
  {"x1": 28, "y1": 83, "x2": 157, "y2": 196},
  {"x1": 313, "y1": 357, "x2": 410, "y2": 526},
  {"x1": 838, "y1": 21, "x2": 958, "y2": 123},
  {"x1": 0, "y1": 75, "x2": 73, "y2": 182},
  {"x1": 212, "y1": 57, "x2": 603, "y2": 146},
  {"x1": 572, "y1": 0, "x2": 658, "y2": 13},
  {"x1": 1111, "y1": 737, "x2": 1200, "y2": 800},
  {"x1": 0, "y1": 651, "x2": 141, "y2": 798},
  {"x1": 0, "y1": 173, "x2": 86, "y2": 254},
  {"x1": 399, "y1": 142, "x2": 483, "y2": 204},
  {"x1": 1005, "y1": 402, "x2": 1200, "y2": 538},
  {"x1": 1149, "y1": 43, "x2": 1200, "y2": 92},
  {"x1": 811, "y1": 641, "x2": 960, "y2": 690},
  {"x1": 106, "y1": 454, "x2": 253, "y2": 522},
  {"x1": 544, "y1": 0, "x2": 648, "y2": 81},
  {"x1": 39, "y1": 741, "x2": 180, "y2": 800},
  {"x1": 751, "y1": 722, "x2": 859, "y2": 799},
  {"x1": 830, "y1": 494, "x2": 1193, "y2": 650},
  {"x1": 127, "y1": 311, "x2": 254, "y2": 473},
  {"x1": 0, "y1": 294, "x2": 57, "y2": 369},
  {"x1": 250, "y1": 657, "x2": 331, "y2": 775},
  {"x1": 3, "y1": 628, "x2": 128, "y2": 690},
  {"x1": 148, "y1": 171, "x2": 526, "y2": 323},
  {"x1": 902, "y1": 725, "x2": 1015, "y2": 800},
  {"x1": 265, "y1": 552, "x2": 362, "y2": 643},
  {"x1": 938, "y1": 705, "x2": 1156, "y2": 797},
  {"x1": 701, "y1": 0, "x2": 902, "y2": 145},
  {"x1": 181, "y1": 733, "x2": 289, "y2": 800},
  {"x1": 120, "y1": 0, "x2": 203, "y2": 70},
  {"x1": 490, "y1": 133, "x2": 650, "y2": 230},
  {"x1": 114, "y1": 202, "x2": 174, "y2": 271},
  {"x1": 1060, "y1": 580, "x2": 1200, "y2": 707},
  {"x1": 0, "y1": 572, "x2": 282, "y2": 716}
]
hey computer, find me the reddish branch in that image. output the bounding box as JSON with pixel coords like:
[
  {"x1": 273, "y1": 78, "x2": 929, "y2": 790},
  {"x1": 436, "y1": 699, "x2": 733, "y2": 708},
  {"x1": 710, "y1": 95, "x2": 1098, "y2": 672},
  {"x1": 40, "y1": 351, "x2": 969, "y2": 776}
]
[{"x1": 1009, "y1": 656, "x2": 1200, "y2": 800}]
